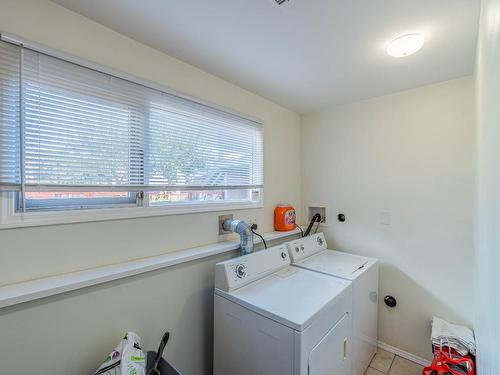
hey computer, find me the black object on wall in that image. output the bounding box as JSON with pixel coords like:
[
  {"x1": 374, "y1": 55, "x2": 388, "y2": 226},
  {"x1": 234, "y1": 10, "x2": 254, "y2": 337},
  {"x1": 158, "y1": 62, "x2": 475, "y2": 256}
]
[{"x1": 384, "y1": 295, "x2": 397, "y2": 308}]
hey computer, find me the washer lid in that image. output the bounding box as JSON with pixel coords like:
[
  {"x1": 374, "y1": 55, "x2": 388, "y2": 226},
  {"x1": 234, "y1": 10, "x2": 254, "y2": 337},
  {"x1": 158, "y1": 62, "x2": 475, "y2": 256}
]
[
  {"x1": 216, "y1": 266, "x2": 351, "y2": 331},
  {"x1": 298, "y1": 250, "x2": 377, "y2": 280}
]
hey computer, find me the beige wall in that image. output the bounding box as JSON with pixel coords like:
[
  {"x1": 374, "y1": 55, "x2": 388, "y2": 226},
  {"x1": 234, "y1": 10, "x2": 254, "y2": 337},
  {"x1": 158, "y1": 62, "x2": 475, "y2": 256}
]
[
  {"x1": 0, "y1": 0, "x2": 301, "y2": 286},
  {"x1": 0, "y1": 1, "x2": 301, "y2": 374},
  {"x1": 0, "y1": 251, "x2": 233, "y2": 375},
  {"x1": 475, "y1": 0, "x2": 500, "y2": 373},
  {"x1": 301, "y1": 76, "x2": 475, "y2": 360}
]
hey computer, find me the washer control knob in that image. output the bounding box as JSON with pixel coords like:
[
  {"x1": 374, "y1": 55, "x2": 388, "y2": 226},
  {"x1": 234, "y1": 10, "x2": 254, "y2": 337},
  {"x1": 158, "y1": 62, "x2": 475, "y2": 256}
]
[
  {"x1": 317, "y1": 237, "x2": 324, "y2": 246},
  {"x1": 295, "y1": 246, "x2": 300, "y2": 253},
  {"x1": 281, "y1": 251, "x2": 287, "y2": 259},
  {"x1": 300, "y1": 245, "x2": 305, "y2": 251},
  {"x1": 235, "y1": 263, "x2": 246, "y2": 279}
]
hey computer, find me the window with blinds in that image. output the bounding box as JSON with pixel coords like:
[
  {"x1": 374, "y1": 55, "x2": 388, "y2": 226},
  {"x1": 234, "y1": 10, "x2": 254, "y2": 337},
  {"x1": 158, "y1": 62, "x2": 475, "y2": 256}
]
[{"x1": 0, "y1": 39, "x2": 264, "y2": 213}]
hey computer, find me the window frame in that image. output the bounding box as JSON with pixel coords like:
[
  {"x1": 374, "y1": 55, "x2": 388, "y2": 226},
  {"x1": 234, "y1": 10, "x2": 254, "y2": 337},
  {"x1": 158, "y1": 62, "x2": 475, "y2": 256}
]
[
  {"x1": 0, "y1": 190, "x2": 263, "y2": 228},
  {"x1": 0, "y1": 32, "x2": 264, "y2": 229}
]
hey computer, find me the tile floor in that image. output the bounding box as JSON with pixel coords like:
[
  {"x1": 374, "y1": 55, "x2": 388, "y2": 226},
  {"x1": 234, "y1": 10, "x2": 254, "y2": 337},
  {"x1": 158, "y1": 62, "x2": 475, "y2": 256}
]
[{"x1": 365, "y1": 348, "x2": 424, "y2": 375}]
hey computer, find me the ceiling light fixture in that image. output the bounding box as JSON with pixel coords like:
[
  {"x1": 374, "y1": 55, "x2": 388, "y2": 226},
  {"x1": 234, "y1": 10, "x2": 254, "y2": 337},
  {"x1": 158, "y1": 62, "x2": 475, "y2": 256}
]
[{"x1": 386, "y1": 34, "x2": 425, "y2": 58}]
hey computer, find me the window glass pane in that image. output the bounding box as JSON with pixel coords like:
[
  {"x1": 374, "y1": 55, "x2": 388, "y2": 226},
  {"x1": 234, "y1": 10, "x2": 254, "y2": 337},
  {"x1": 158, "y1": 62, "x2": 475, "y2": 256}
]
[
  {"x1": 22, "y1": 191, "x2": 135, "y2": 211},
  {"x1": 148, "y1": 189, "x2": 260, "y2": 206},
  {"x1": 25, "y1": 191, "x2": 130, "y2": 199}
]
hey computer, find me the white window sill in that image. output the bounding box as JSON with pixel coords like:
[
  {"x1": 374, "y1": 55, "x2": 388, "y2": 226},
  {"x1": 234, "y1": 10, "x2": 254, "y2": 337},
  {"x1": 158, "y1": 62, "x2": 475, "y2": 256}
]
[{"x1": 0, "y1": 228, "x2": 301, "y2": 309}]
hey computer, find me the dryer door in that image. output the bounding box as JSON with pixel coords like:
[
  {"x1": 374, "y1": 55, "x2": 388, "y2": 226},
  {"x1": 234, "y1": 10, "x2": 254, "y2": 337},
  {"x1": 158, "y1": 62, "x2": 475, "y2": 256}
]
[{"x1": 308, "y1": 313, "x2": 351, "y2": 375}]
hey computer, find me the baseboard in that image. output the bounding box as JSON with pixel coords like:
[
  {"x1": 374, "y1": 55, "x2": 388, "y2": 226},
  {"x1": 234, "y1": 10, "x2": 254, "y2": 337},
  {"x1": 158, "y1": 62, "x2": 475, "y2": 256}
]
[{"x1": 378, "y1": 341, "x2": 431, "y2": 367}]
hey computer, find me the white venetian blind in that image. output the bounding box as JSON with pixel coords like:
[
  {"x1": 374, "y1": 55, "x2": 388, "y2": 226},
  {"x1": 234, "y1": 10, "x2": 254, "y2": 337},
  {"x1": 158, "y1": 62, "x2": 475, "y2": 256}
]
[{"x1": 0, "y1": 40, "x2": 264, "y2": 192}]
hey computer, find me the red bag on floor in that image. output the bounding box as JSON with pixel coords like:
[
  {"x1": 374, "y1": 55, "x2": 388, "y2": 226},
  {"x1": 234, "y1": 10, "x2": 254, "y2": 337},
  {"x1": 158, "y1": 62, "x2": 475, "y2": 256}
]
[{"x1": 422, "y1": 349, "x2": 474, "y2": 375}]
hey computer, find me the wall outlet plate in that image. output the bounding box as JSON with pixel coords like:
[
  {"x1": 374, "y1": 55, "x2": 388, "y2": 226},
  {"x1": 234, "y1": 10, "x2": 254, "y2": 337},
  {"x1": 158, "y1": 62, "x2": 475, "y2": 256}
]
[
  {"x1": 307, "y1": 206, "x2": 327, "y2": 225},
  {"x1": 380, "y1": 211, "x2": 391, "y2": 225},
  {"x1": 218, "y1": 214, "x2": 234, "y2": 235}
]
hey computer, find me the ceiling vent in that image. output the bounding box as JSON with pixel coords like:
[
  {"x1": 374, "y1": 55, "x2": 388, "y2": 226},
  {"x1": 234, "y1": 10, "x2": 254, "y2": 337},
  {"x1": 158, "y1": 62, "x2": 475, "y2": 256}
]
[{"x1": 274, "y1": 0, "x2": 290, "y2": 5}]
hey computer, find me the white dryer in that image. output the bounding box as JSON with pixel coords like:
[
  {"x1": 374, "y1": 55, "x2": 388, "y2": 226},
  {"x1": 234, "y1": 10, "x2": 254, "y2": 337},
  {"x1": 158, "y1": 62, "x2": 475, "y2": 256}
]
[
  {"x1": 285, "y1": 233, "x2": 379, "y2": 375},
  {"x1": 214, "y1": 244, "x2": 353, "y2": 375}
]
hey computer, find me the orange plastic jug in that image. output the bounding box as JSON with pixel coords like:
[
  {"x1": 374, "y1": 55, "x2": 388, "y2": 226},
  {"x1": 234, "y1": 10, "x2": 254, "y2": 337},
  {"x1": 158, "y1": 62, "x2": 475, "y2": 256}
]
[{"x1": 274, "y1": 204, "x2": 296, "y2": 231}]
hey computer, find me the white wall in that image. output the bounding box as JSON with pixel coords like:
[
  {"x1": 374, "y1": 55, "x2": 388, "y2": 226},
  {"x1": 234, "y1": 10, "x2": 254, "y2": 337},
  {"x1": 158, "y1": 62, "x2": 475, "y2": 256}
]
[
  {"x1": 301, "y1": 76, "x2": 475, "y2": 360},
  {"x1": 0, "y1": 1, "x2": 301, "y2": 374},
  {"x1": 0, "y1": 1, "x2": 483, "y2": 373},
  {"x1": 475, "y1": 0, "x2": 500, "y2": 373}
]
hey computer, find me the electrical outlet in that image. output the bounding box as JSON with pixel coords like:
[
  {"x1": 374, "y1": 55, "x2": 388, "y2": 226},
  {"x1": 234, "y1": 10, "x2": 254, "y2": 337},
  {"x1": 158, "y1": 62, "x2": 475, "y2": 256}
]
[
  {"x1": 247, "y1": 217, "x2": 258, "y2": 226},
  {"x1": 218, "y1": 214, "x2": 234, "y2": 235}
]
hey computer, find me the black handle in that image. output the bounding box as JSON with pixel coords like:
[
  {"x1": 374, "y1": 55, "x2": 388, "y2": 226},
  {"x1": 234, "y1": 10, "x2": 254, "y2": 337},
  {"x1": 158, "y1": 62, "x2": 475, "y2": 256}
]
[
  {"x1": 153, "y1": 332, "x2": 170, "y2": 370},
  {"x1": 304, "y1": 213, "x2": 322, "y2": 237}
]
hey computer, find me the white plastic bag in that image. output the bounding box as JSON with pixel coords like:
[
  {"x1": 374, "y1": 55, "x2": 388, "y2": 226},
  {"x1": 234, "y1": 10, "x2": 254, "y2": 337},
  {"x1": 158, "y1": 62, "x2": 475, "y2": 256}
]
[{"x1": 94, "y1": 332, "x2": 146, "y2": 375}]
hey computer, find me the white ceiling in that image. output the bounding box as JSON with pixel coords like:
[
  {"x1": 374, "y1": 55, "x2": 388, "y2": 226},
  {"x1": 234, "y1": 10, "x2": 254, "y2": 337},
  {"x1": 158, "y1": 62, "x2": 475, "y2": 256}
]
[{"x1": 52, "y1": 0, "x2": 480, "y2": 113}]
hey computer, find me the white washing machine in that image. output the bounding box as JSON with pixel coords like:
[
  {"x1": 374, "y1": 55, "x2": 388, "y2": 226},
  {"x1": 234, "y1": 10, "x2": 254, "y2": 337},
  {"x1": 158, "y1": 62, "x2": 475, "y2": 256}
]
[
  {"x1": 285, "y1": 233, "x2": 379, "y2": 375},
  {"x1": 214, "y1": 244, "x2": 353, "y2": 375}
]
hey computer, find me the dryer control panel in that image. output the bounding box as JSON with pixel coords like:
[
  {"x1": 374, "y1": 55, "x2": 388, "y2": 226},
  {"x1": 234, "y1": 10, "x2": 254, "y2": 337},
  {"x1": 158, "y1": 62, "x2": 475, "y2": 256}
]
[
  {"x1": 285, "y1": 232, "x2": 328, "y2": 262},
  {"x1": 215, "y1": 245, "x2": 290, "y2": 292}
]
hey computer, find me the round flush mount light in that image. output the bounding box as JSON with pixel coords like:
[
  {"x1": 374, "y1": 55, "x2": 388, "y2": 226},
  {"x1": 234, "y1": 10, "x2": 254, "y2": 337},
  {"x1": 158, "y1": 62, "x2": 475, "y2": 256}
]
[{"x1": 386, "y1": 33, "x2": 425, "y2": 58}]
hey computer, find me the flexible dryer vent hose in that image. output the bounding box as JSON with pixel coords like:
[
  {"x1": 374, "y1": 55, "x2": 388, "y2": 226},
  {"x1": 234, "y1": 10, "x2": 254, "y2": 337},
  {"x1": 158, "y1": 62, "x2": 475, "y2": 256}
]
[{"x1": 223, "y1": 219, "x2": 254, "y2": 255}]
